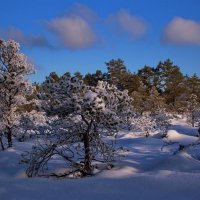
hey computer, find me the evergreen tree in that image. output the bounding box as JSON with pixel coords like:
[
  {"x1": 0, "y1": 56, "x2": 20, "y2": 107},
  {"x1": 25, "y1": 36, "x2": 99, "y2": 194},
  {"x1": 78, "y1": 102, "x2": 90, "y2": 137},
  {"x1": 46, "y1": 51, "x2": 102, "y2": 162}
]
[
  {"x1": 27, "y1": 76, "x2": 133, "y2": 177},
  {"x1": 138, "y1": 65, "x2": 157, "y2": 89},
  {"x1": 0, "y1": 39, "x2": 35, "y2": 148},
  {"x1": 185, "y1": 74, "x2": 200, "y2": 100},
  {"x1": 84, "y1": 70, "x2": 108, "y2": 86},
  {"x1": 123, "y1": 73, "x2": 141, "y2": 95},
  {"x1": 155, "y1": 59, "x2": 184, "y2": 109},
  {"x1": 106, "y1": 58, "x2": 128, "y2": 90},
  {"x1": 74, "y1": 71, "x2": 83, "y2": 80},
  {"x1": 155, "y1": 59, "x2": 183, "y2": 93},
  {"x1": 146, "y1": 86, "x2": 166, "y2": 113},
  {"x1": 131, "y1": 81, "x2": 148, "y2": 114}
]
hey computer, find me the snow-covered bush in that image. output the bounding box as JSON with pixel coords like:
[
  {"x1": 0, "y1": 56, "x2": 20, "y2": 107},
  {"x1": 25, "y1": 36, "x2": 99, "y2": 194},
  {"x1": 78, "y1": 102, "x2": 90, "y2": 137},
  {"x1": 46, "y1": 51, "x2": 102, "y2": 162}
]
[
  {"x1": 0, "y1": 39, "x2": 35, "y2": 148},
  {"x1": 26, "y1": 76, "x2": 133, "y2": 177},
  {"x1": 132, "y1": 111, "x2": 170, "y2": 137},
  {"x1": 188, "y1": 110, "x2": 200, "y2": 128},
  {"x1": 14, "y1": 110, "x2": 47, "y2": 141},
  {"x1": 187, "y1": 94, "x2": 200, "y2": 127},
  {"x1": 152, "y1": 112, "x2": 170, "y2": 137},
  {"x1": 132, "y1": 113, "x2": 156, "y2": 137}
]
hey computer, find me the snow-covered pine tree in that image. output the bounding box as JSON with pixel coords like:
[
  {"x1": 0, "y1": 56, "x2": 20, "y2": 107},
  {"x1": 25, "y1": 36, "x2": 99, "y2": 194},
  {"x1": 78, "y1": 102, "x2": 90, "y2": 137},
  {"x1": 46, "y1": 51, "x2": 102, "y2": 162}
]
[
  {"x1": 27, "y1": 75, "x2": 133, "y2": 177},
  {"x1": 0, "y1": 39, "x2": 35, "y2": 148}
]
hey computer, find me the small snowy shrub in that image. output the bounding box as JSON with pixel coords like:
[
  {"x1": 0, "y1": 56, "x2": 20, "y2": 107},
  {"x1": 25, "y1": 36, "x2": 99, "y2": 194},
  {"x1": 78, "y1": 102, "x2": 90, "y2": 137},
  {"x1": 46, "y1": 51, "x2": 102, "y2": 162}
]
[
  {"x1": 184, "y1": 94, "x2": 200, "y2": 127},
  {"x1": 14, "y1": 110, "x2": 47, "y2": 141},
  {"x1": 152, "y1": 112, "x2": 170, "y2": 137},
  {"x1": 132, "y1": 112, "x2": 170, "y2": 137},
  {"x1": 132, "y1": 113, "x2": 156, "y2": 137}
]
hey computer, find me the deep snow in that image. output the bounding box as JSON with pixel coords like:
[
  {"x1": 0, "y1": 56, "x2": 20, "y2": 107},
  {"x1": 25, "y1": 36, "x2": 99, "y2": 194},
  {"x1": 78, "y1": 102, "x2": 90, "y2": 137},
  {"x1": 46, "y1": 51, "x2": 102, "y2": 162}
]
[{"x1": 1, "y1": 118, "x2": 200, "y2": 200}]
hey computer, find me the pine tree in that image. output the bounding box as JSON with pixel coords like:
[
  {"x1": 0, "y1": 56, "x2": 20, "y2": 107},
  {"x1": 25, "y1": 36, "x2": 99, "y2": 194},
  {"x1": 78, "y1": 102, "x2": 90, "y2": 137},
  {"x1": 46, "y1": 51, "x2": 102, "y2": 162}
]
[
  {"x1": 185, "y1": 74, "x2": 200, "y2": 100},
  {"x1": 84, "y1": 70, "x2": 108, "y2": 86},
  {"x1": 0, "y1": 39, "x2": 35, "y2": 148},
  {"x1": 131, "y1": 81, "x2": 148, "y2": 114},
  {"x1": 27, "y1": 76, "x2": 133, "y2": 177},
  {"x1": 138, "y1": 65, "x2": 157, "y2": 89},
  {"x1": 106, "y1": 58, "x2": 128, "y2": 90}
]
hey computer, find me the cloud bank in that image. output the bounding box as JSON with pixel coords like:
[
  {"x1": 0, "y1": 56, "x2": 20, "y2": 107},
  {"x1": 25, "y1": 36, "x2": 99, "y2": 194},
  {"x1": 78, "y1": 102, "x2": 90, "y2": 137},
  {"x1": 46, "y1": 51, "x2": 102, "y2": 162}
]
[
  {"x1": 0, "y1": 4, "x2": 98, "y2": 50},
  {"x1": 65, "y1": 3, "x2": 98, "y2": 22},
  {"x1": 0, "y1": 27, "x2": 52, "y2": 49},
  {"x1": 0, "y1": 4, "x2": 149, "y2": 50},
  {"x1": 107, "y1": 10, "x2": 147, "y2": 40},
  {"x1": 162, "y1": 17, "x2": 200, "y2": 45},
  {"x1": 45, "y1": 3, "x2": 98, "y2": 50},
  {"x1": 46, "y1": 16, "x2": 97, "y2": 50}
]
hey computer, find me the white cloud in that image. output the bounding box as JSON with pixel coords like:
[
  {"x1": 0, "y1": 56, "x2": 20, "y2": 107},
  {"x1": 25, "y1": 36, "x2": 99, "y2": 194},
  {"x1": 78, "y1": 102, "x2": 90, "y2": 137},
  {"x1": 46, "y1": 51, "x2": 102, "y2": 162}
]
[
  {"x1": 45, "y1": 3, "x2": 98, "y2": 50},
  {"x1": 163, "y1": 17, "x2": 200, "y2": 45},
  {"x1": 66, "y1": 3, "x2": 98, "y2": 22},
  {"x1": 0, "y1": 27, "x2": 52, "y2": 49},
  {"x1": 107, "y1": 10, "x2": 147, "y2": 40},
  {"x1": 46, "y1": 16, "x2": 97, "y2": 50}
]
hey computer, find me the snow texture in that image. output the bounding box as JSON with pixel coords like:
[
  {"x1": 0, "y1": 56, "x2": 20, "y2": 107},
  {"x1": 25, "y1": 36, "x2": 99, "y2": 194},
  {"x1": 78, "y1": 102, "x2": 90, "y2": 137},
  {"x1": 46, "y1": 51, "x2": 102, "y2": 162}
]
[{"x1": 1, "y1": 118, "x2": 200, "y2": 200}]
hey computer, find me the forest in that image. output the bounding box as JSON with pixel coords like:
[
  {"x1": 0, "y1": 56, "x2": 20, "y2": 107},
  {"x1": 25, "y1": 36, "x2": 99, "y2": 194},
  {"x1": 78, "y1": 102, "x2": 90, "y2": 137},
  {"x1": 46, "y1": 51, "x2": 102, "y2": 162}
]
[
  {"x1": 1, "y1": 38, "x2": 200, "y2": 180},
  {"x1": 0, "y1": 40, "x2": 200, "y2": 199}
]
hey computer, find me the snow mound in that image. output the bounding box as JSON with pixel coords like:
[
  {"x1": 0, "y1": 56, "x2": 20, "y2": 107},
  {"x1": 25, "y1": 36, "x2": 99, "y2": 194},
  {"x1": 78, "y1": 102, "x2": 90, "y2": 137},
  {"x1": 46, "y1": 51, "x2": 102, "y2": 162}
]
[
  {"x1": 149, "y1": 152, "x2": 200, "y2": 173},
  {"x1": 166, "y1": 130, "x2": 198, "y2": 145}
]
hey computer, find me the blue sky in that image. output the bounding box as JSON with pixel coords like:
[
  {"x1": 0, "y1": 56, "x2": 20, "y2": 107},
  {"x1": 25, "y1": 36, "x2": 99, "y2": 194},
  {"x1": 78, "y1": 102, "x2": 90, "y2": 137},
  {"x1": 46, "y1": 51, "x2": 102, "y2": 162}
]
[{"x1": 0, "y1": 0, "x2": 200, "y2": 82}]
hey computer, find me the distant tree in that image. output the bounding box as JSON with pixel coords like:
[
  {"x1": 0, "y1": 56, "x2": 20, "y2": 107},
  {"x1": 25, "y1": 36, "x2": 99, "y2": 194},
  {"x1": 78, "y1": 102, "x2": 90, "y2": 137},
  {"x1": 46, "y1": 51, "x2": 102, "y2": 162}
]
[
  {"x1": 155, "y1": 59, "x2": 183, "y2": 94},
  {"x1": 132, "y1": 83, "x2": 165, "y2": 114},
  {"x1": 0, "y1": 39, "x2": 35, "y2": 148},
  {"x1": 48, "y1": 72, "x2": 60, "y2": 82},
  {"x1": 84, "y1": 70, "x2": 108, "y2": 86},
  {"x1": 123, "y1": 73, "x2": 141, "y2": 95},
  {"x1": 153, "y1": 59, "x2": 184, "y2": 111},
  {"x1": 186, "y1": 94, "x2": 200, "y2": 127},
  {"x1": 62, "y1": 72, "x2": 71, "y2": 78},
  {"x1": 145, "y1": 86, "x2": 166, "y2": 113},
  {"x1": 131, "y1": 81, "x2": 148, "y2": 114},
  {"x1": 106, "y1": 58, "x2": 128, "y2": 90},
  {"x1": 185, "y1": 74, "x2": 200, "y2": 100},
  {"x1": 174, "y1": 94, "x2": 189, "y2": 115},
  {"x1": 138, "y1": 65, "x2": 157, "y2": 89},
  {"x1": 74, "y1": 71, "x2": 83, "y2": 80}
]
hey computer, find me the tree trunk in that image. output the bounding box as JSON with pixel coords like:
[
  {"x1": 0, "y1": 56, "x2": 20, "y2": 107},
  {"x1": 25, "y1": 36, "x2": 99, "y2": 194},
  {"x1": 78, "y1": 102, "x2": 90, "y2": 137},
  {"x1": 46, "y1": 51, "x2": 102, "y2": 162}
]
[
  {"x1": 198, "y1": 127, "x2": 200, "y2": 138},
  {"x1": 0, "y1": 136, "x2": 5, "y2": 151},
  {"x1": 192, "y1": 113, "x2": 195, "y2": 127},
  {"x1": 6, "y1": 127, "x2": 12, "y2": 148},
  {"x1": 83, "y1": 130, "x2": 92, "y2": 175},
  {"x1": 81, "y1": 116, "x2": 93, "y2": 175}
]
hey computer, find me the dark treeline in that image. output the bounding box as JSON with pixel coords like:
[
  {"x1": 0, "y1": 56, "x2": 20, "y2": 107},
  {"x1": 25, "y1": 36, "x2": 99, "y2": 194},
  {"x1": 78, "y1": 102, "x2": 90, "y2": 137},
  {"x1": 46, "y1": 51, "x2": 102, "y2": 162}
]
[{"x1": 38, "y1": 58, "x2": 200, "y2": 115}]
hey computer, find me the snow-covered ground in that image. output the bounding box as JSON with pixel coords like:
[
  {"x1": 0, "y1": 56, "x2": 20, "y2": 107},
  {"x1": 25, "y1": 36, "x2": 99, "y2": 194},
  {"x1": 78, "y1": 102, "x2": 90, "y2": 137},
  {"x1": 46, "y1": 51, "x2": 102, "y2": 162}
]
[{"x1": 1, "y1": 118, "x2": 200, "y2": 200}]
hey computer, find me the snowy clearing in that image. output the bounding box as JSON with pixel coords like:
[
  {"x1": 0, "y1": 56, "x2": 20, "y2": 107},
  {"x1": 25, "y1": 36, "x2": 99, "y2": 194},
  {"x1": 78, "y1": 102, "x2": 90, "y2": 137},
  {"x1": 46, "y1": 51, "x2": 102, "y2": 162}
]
[{"x1": 1, "y1": 118, "x2": 200, "y2": 200}]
